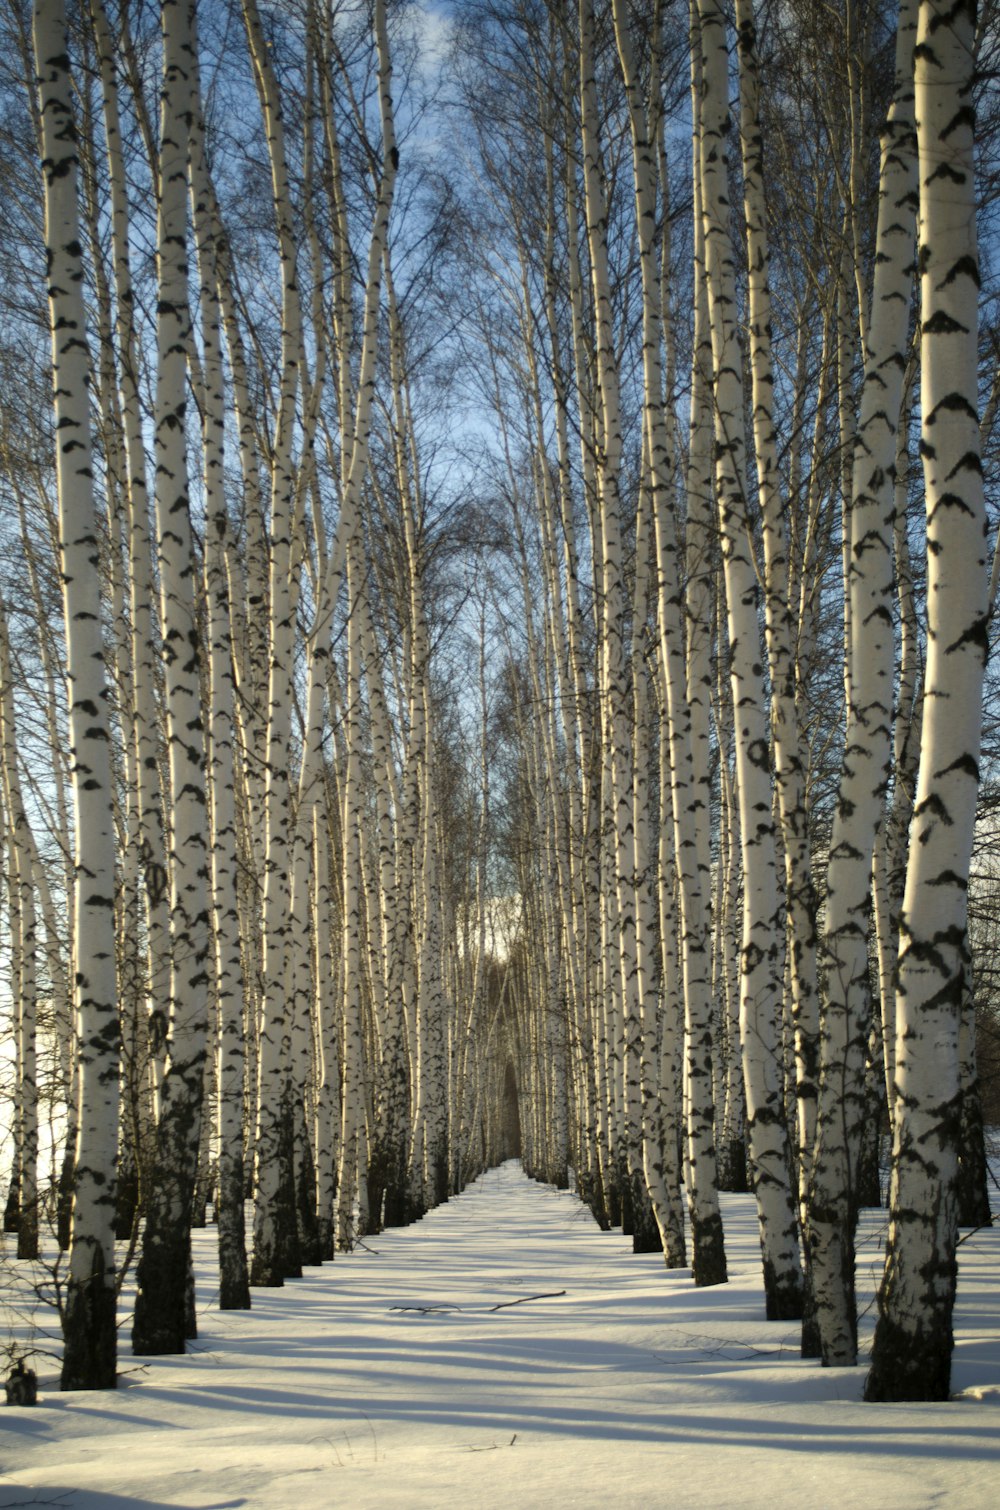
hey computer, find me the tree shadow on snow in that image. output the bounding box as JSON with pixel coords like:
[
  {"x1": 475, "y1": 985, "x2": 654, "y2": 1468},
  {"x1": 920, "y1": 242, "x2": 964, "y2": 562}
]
[
  {"x1": 0, "y1": 1491, "x2": 245, "y2": 1510},
  {"x1": 127, "y1": 1377, "x2": 1000, "y2": 1463}
]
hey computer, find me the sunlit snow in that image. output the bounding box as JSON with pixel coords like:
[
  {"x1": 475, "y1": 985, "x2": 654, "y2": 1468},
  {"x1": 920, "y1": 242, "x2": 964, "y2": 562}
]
[{"x1": 2, "y1": 1162, "x2": 998, "y2": 1508}]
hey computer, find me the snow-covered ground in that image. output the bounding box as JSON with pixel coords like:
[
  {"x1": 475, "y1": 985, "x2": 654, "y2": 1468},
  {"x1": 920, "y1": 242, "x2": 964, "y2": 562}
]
[{"x1": 2, "y1": 1162, "x2": 998, "y2": 1508}]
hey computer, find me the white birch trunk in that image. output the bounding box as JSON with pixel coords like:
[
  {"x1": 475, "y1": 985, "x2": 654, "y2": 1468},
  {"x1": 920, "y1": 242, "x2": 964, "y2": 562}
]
[
  {"x1": 313, "y1": 807, "x2": 341, "y2": 1258},
  {"x1": 866, "y1": 0, "x2": 987, "y2": 1402},
  {"x1": 132, "y1": 0, "x2": 211, "y2": 1357},
  {"x1": 244, "y1": 0, "x2": 305, "y2": 1287},
  {"x1": 190, "y1": 86, "x2": 251, "y2": 1311},
  {"x1": 733, "y1": 0, "x2": 823, "y2": 1347},
  {"x1": 696, "y1": 0, "x2": 802, "y2": 1318},
  {"x1": 0, "y1": 596, "x2": 39, "y2": 1262},
  {"x1": 89, "y1": 0, "x2": 172, "y2": 1124},
  {"x1": 810, "y1": 0, "x2": 919, "y2": 1366},
  {"x1": 33, "y1": 0, "x2": 120, "y2": 1390}
]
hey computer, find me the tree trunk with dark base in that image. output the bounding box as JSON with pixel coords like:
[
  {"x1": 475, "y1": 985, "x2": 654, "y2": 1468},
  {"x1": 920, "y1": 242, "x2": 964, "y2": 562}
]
[
  {"x1": 114, "y1": 1145, "x2": 140, "y2": 1243},
  {"x1": 956, "y1": 980, "x2": 992, "y2": 1228},
  {"x1": 134, "y1": 1225, "x2": 200, "y2": 1355},
  {"x1": 856, "y1": 1066, "x2": 885, "y2": 1209},
  {"x1": 719, "y1": 1137, "x2": 749, "y2": 1194},
  {"x1": 218, "y1": 1138, "x2": 251, "y2": 1310},
  {"x1": 810, "y1": 0, "x2": 919, "y2": 1367},
  {"x1": 690, "y1": 1211, "x2": 728, "y2": 1289},
  {"x1": 696, "y1": 0, "x2": 800, "y2": 1318},
  {"x1": 866, "y1": 1306, "x2": 955, "y2": 1404},
  {"x1": 34, "y1": 0, "x2": 121, "y2": 1391},
  {"x1": 634, "y1": 1171, "x2": 664, "y2": 1256},
  {"x1": 866, "y1": 0, "x2": 987, "y2": 1405},
  {"x1": 296, "y1": 1127, "x2": 323, "y2": 1266},
  {"x1": 57, "y1": 1134, "x2": 75, "y2": 1253},
  {"x1": 800, "y1": 1273, "x2": 822, "y2": 1359},
  {"x1": 251, "y1": 1097, "x2": 302, "y2": 1284},
  {"x1": 132, "y1": 1115, "x2": 202, "y2": 1356},
  {"x1": 131, "y1": 0, "x2": 211, "y2": 1360},
  {"x1": 61, "y1": 1244, "x2": 118, "y2": 1393}
]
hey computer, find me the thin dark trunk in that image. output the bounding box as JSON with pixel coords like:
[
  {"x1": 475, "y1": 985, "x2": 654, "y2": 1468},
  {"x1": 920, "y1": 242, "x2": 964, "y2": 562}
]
[
  {"x1": 3, "y1": 1157, "x2": 20, "y2": 1233},
  {"x1": 217, "y1": 1138, "x2": 251, "y2": 1308},
  {"x1": 296, "y1": 1115, "x2": 323, "y2": 1265},
  {"x1": 956, "y1": 1080, "x2": 992, "y2": 1229},
  {"x1": 630, "y1": 1171, "x2": 662, "y2": 1253}
]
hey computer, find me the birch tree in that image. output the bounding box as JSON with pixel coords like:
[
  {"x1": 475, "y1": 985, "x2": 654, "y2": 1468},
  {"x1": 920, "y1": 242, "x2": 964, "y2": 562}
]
[
  {"x1": 244, "y1": 0, "x2": 306, "y2": 1288},
  {"x1": 866, "y1": 0, "x2": 988, "y2": 1402},
  {"x1": 695, "y1": 0, "x2": 802, "y2": 1319},
  {"x1": 0, "y1": 591, "x2": 39, "y2": 1262},
  {"x1": 809, "y1": 0, "x2": 919, "y2": 1368},
  {"x1": 190, "y1": 49, "x2": 251, "y2": 1311},
  {"x1": 132, "y1": 0, "x2": 212, "y2": 1357},
  {"x1": 33, "y1": 0, "x2": 120, "y2": 1390}
]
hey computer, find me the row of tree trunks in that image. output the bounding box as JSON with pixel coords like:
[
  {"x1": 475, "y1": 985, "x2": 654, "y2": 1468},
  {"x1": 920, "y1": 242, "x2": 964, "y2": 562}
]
[
  {"x1": 2, "y1": 0, "x2": 992, "y2": 1408},
  {"x1": 446, "y1": 0, "x2": 992, "y2": 1401},
  {"x1": 9, "y1": 0, "x2": 496, "y2": 1391}
]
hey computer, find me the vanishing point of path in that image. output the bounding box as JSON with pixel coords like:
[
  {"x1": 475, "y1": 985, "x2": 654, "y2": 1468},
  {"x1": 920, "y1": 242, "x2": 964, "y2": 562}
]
[{"x1": 2, "y1": 1162, "x2": 999, "y2": 1508}]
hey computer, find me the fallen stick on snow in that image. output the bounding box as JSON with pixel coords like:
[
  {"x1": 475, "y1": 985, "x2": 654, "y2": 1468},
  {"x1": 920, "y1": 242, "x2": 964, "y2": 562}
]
[{"x1": 488, "y1": 1291, "x2": 566, "y2": 1310}]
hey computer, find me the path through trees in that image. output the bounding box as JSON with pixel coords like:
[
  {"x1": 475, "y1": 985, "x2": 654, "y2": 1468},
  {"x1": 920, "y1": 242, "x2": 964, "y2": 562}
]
[{"x1": 3, "y1": 1163, "x2": 999, "y2": 1506}]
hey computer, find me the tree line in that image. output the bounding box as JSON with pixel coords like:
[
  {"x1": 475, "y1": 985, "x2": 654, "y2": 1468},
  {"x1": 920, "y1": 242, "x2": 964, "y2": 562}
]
[{"x1": 0, "y1": 0, "x2": 997, "y2": 1406}]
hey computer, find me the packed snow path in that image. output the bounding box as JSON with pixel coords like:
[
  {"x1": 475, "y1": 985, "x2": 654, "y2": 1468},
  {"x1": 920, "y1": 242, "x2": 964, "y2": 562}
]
[{"x1": 2, "y1": 1162, "x2": 999, "y2": 1508}]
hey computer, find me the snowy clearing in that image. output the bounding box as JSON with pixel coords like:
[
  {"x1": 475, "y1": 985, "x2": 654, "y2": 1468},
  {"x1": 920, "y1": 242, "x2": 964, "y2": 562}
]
[{"x1": 2, "y1": 1162, "x2": 999, "y2": 1508}]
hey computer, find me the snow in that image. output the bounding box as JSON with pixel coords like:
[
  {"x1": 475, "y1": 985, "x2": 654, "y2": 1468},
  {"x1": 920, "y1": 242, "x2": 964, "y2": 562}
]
[{"x1": 2, "y1": 1162, "x2": 999, "y2": 1508}]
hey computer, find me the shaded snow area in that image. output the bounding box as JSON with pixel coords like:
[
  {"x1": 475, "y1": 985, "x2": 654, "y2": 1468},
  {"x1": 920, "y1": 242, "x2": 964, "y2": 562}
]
[{"x1": 2, "y1": 1162, "x2": 999, "y2": 1508}]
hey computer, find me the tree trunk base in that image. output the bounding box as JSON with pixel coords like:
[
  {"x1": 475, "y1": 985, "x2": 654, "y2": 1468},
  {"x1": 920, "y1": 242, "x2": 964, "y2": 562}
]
[
  {"x1": 718, "y1": 1137, "x2": 749, "y2": 1193},
  {"x1": 630, "y1": 1178, "x2": 663, "y2": 1253},
  {"x1": 249, "y1": 1262, "x2": 286, "y2": 1288},
  {"x1": 620, "y1": 1175, "x2": 634, "y2": 1236},
  {"x1": 16, "y1": 1210, "x2": 39, "y2": 1262},
  {"x1": 219, "y1": 1269, "x2": 252, "y2": 1309},
  {"x1": 691, "y1": 1210, "x2": 727, "y2": 1287},
  {"x1": 133, "y1": 1227, "x2": 193, "y2": 1355},
  {"x1": 762, "y1": 1257, "x2": 803, "y2": 1321},
  {"x1": 865, "y1": 1313, "x2": 953, "y2": 1402},
  {"x1": 317, "y1": 1220, "x2": 336, "y2": 1261},
  {"x1": 115, "y1": 1148, "x2": 139, "y2": 1241},
  {"x1": 956, "y1": 1085, "x2": 993, "y2": 1228},
  {"x1": 61, "y1": 1244, "x2": 117, "y2": 1390},
  {"x1": 217, "y1": 1154, "x2": 251, "y2": 1308},
  {"x1": 185, "y1": 1249, "x2": 197, "y2": 1339},
  {"x1": 856, "y1": 1121, "x2": 883, "y2": 1209},
  {"x1": 57, "y1": 1145, "x2": 74, "y2": 1252},
  {"x1": 662, "y1": 1233, "x2": 687, "y2": 1270},
  {"x1": 3, "y1": 1169, "x2": 20, "y2": 1233},
  {"x1": 800, "y1": 1267, "x2": 822, "y2": 1357},
  {"x1": 576, "y1": 1169, "x2": 611, "y2": 1230}
]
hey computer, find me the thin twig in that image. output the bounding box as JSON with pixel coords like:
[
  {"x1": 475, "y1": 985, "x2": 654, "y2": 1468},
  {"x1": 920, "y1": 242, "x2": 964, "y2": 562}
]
[
  {"x1": 488, "y1": 1290, "x2": 566, "y2": 1311},
  {"x1": 957, "y1": 1223, "x2": 994, "y2": 1247},
  {"x1": 389, "y1": 1304, "x2": 460, "y2": 1313}
]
